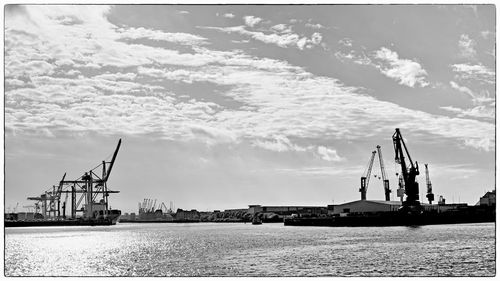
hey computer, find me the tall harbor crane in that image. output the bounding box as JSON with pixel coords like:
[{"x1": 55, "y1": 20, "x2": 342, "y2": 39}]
[
  {"x1": 392, "y1": 128, "x2": 422, "y2": 213},
  {"x1": 360, "y1": 150, "x2": 377, "y2": 200},
  {"x1": 376, "y1": 145, "x2": 391, "y2": 201},
  {"x1": 28, "y1": 139, "x2": 122, "y2": 220},
  {"x1": 425, "y1": 164, "x2": 435, "y2": 204}
]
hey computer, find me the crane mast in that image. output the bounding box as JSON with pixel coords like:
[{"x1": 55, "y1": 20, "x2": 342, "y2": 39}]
[
  {"x1": 360, "y1": 150, "x2": 376, "y2": 200},
  {"x1": 376, "y1": 145, "x2": 391, "y2": 201},
  {"x1": 392, "y1": 128, "x2": 421, "y2": 212},
  {"x1": 425, "y1": 164, "x2": 435, "y2": 204}
]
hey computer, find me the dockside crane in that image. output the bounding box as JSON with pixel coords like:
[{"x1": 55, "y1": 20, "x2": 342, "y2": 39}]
[
  {"x1": 392, "y1": 128, "x2": 421, "y2": 213},
  {"x1": 424, "y1": 164, "x2": 435, "y2": 204},
  {"x1": 376, "y1": 145, "x2": 391, "y2": 201},
  {"x1": 56, "y1": 139, "x2": 121, "y2": 219},
  {"x1": 360, "y1": 150, "x2": 377, "y2": 200}
]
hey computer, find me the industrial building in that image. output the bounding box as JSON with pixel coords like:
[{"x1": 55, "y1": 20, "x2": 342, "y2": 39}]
[
  {"x1": 248, "y1": 205, "x2": 327, "y2": 216},
  {"x1": 478, "y1": 190, "x2": 496, "y2": 206},
  {"x1": 175, "y1": 209, "x2": 200, "y2": 221},
  {"x1": 329, "y1": 199, "x2": 483, "y2": 216},
  {"x1": 331, "y1": 200, "x2": 402, "y2": 215}
]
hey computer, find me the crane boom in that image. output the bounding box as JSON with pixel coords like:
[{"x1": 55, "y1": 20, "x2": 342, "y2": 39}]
[
  {"x1": 425, "y1": 164, "x2": 435, "y2": 204},
  {"x1": 57, "y1": 173, "x2": 66, "y2": 198},
  {"x1": 376, "y1": 145, "x2": 391, "y2": 201},
  {"x1": 104, "y1": 139, "x2": 121, "y2": 182},
  {"x1": 360, "y1": 150, "x2": 376, "y2": 200},
  {"x1": 392, "y1": 128, "x2": 421, "y2": 212}
]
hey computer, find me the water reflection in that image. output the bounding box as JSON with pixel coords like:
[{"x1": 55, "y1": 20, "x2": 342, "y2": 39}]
[{"x1": 5, "y1": 223, "x2": 495, "y2": 277}]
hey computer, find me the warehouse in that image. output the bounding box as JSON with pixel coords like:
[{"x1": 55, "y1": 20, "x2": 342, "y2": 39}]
[
  {"x1": 247, "y1": 205, "x2": 327, "y2": 216},
  {"x1": 331, "y1": 200, "x2": 402, "y2": 215}
]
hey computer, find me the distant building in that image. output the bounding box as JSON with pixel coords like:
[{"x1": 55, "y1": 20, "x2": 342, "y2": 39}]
[
  {"x1": 331, "y1": 199, "x2": 472, "y2": 215},
  {"x1": 327, "y1": 205, "x2": 335, "y2": 216},
  {"x1": 478, "y1": 190, "x2": 496, "y2": 206},
  {"x1": 331, "y1": 200, "x2": 402, "y2": 215},
  {"x1": 223, "y1": 208, "x2": 247, "y2": 215},
  {"x1": 248, "y1": 205, "x2": 263, "y2": 214},
  {"x1": 247, "y1": 205, "x2": 327, "y2": 216},
  {"x1": 175, "y1": 208, "x2": 200, "y2": 221}
]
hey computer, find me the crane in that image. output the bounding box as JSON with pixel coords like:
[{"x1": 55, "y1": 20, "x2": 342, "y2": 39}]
[
  {"x1": 360, "y1": 150, "x2": 377, "y2": 200},
  {"x1": 392, "y1": 128, "x2": 421, "y2": 213},
  {"x1": 376, "y1": 145, "x2": 391, "y2": 201},
  {"x1": 424, "y1": 164, "x2": 435, "y2": 204},
  {"x1": 31, "y1": 138, "x2": 123, "y2": 220}
]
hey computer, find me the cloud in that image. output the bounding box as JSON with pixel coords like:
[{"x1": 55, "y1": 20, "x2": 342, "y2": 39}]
[
  {"x1": 223, "y1": 13, "x2": 235, "y2": 18},
  {"x1": 458, "y1": 34, "x2": 477, "y2": 59},
  {"x1": 252, "y1": 137, "x2": 343, "y2": 163},
  {"x1": 274, "y1": 166, "x2": 362, "y2": 177},
  {"x1": 451, "y1": 63, "x2": 495, "y2": 85},
  {"x1": 5, "y1": 78, "x2": 26, "y2": 88},
  {"x1": 4, "y1": 5, "x2": 494, "y2": 154},
  {"x1": 449, "y1": 81, "x2": 494, "y2": 104},
  {"x1": 316, "y1": 146, "x2": 343, "y2": 162},
  {"x1": 6, "y1": 59, "x2": 55, "y2": 78},
  {"x1": 374, "y1": 47, "x2": 429, "y2": 88},
  {"x1": 243, "y1": 15, "x2": 262, "y2": 27},
  {"x1": 117, "y1": 27, "x2": 208, "y2": 46},
  {"x1": 463, "y1": 138, "x2": 493, "y2": 152},
  {"x1": 311, "y1": 32, "x2": 322, "y2": 45},
  {"x1": 338, "y1": 38, "x2": 353, "y2": 47},
  {"x1": 252, "y1": 135, "x2": 306, "y2": 152},
  {"x1": 445, "y1": 81, "x2": 494, "y2": 120},
  {"x1": 201, "y1": 25, "x2": 322, "y2": 50},
  {"x1": 449, "y1": 81, "x2": 475, "y2": 99},
  {"x1": 305, "y1": 23, "x2": 324, "y2": 29},
  {"x1": 335, "y1": 50, "x2": 372, "y2": 66},
  {"x1": 480, "y1": 30, "x2": 492, "y2": 39},
  {"x1": 441, "y1": 105, "x2": 494, "y2": 120},
  {"x1": 271, "y1": 24, "x2": 292, "y2": 33}
]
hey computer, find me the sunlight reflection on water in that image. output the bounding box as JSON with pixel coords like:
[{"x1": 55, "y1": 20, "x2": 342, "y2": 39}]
[{"x1": 5, "y1": 222, "x2": 495, "y2": 277}]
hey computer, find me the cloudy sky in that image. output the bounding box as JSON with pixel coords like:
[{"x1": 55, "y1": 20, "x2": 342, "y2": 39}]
[{"x1": 4, "y1": 5, "x2": 495, "y2": 213}]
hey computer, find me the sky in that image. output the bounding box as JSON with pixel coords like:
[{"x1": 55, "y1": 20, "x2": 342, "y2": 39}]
[{"x1": 4, "y1": 4, "x2": 495, "y2": 214}]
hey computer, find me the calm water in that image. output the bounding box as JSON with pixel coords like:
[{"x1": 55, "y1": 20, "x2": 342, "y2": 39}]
[{"x1": 4, "y1": 222, "x2": 495, "y2": 277}]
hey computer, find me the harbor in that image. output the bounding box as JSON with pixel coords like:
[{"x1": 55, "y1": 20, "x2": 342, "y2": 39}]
[
  {"x1": 6, "y1": 129, "x2": 495, "y2": 228},
  {"x1": 4, "y1": 4, "x2": 495, "y2": 277}
]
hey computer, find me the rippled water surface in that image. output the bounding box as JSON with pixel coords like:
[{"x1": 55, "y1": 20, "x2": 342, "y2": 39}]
[{"x1": 5, "y1": 222, "x2": 495, "y2": 276}]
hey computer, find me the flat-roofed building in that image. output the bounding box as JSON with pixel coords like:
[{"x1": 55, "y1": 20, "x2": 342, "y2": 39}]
[
  {"x1": 332, "y1": 200, "x2": 402, "y2": 215},
  {"x1": 247, "y1": 205, "x2": 327, "y2": 216}
]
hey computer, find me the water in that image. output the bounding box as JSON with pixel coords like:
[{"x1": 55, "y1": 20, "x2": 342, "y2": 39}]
[{"x1": 4, "y1": 222, "x2": 495, "y2": 277}]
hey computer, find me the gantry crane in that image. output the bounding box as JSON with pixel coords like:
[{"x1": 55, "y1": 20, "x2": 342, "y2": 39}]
[
  {"x1": 28, "y1": 139, "x2": 121, "y2": 220},
  {"x1": 424, "y1": 164, "x2": 435, "y2": 204},
  {"x1": 376, "y1": 145, "x2": 391, "y2": 201},
  {"x1": 360, "y1": 150, "x2": 377, "y2": 200},
  {"x1": 392, "y1": 128, "x2": 421, "y2": 213}
]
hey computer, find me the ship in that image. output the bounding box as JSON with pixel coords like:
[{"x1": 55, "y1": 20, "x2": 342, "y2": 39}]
[{"x1": 5, "y1": 139, "x2": 123, "y2": 227}]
